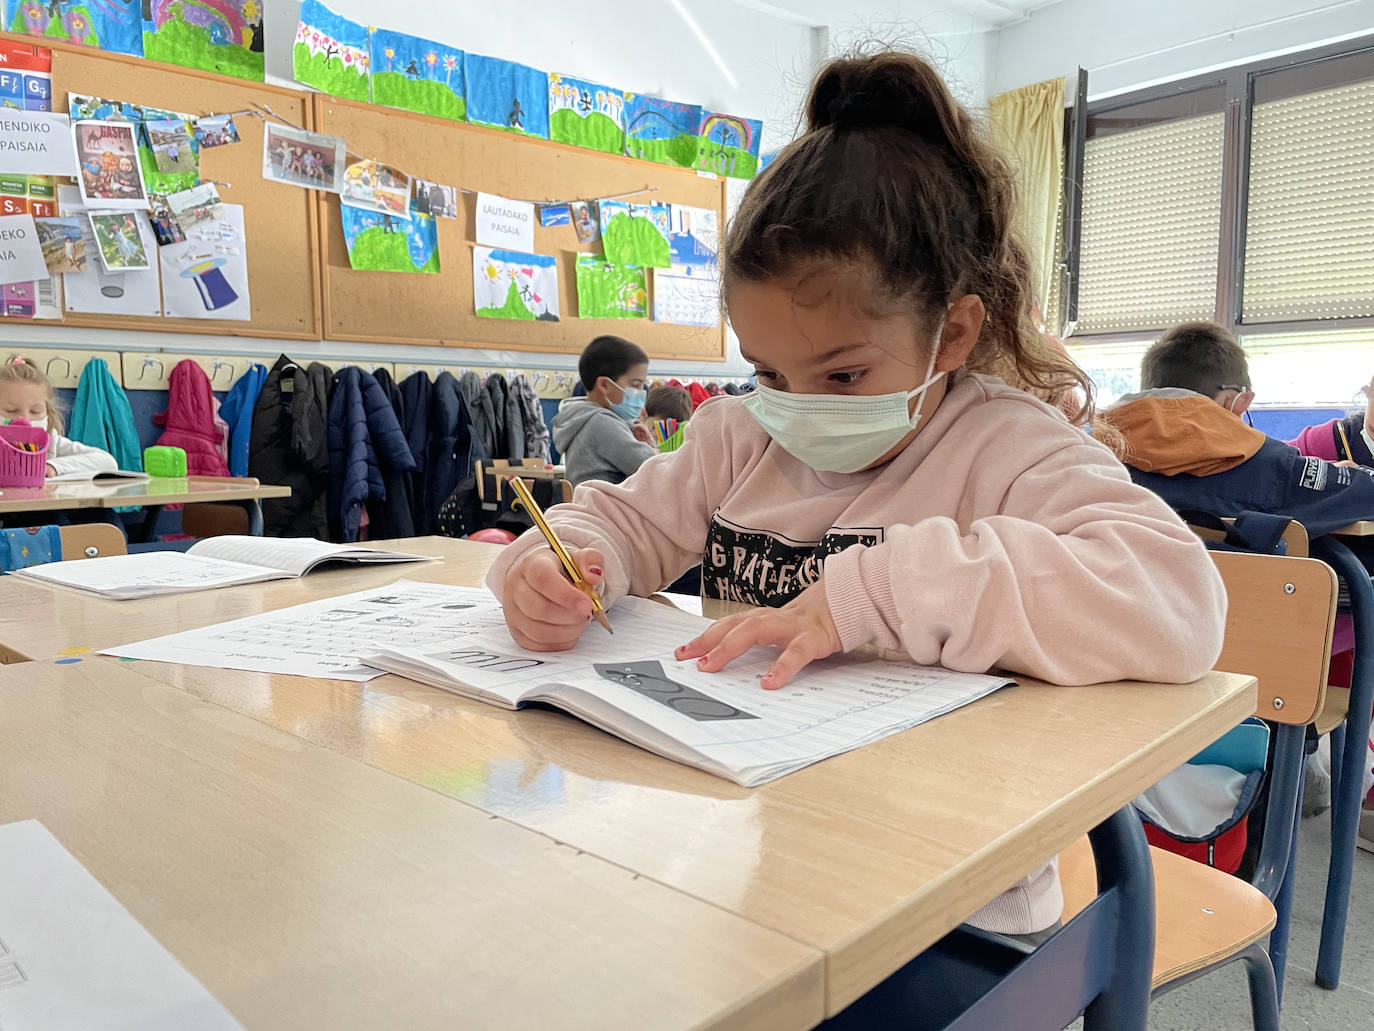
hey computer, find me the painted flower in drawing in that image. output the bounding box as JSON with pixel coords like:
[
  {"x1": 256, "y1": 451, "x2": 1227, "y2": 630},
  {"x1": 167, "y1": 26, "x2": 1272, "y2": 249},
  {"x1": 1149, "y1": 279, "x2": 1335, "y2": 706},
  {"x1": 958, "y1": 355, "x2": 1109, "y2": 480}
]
[
  {"x1": 425, "y1": 51, "x2": 438, "y2": 77},
  {"x1": 443, "y1": 54, "x2": 457, "y2": 86},
  {"x1": 384, "y1": 47, "x2": 395, "y2": 72}
]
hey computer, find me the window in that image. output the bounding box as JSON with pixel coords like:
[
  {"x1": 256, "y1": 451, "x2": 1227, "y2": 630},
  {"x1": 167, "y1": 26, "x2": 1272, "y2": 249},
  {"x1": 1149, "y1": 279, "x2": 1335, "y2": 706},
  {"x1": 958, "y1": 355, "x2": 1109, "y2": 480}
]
[
  {"x1": 1243, "y1": 77, "x2": 1374, "y2": 322},
  {"x1": 1077, "y1": 112, "x2": 1225, "y2": 333},
  {"x1": 1061, "y1": 38, "x2": 1374, "y2": 350}
]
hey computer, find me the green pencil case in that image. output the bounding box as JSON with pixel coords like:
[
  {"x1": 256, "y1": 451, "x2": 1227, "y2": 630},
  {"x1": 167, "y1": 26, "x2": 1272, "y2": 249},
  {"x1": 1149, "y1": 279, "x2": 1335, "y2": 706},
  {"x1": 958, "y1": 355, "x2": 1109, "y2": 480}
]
[{"x1": 143, "y1": 445, "x2": 187, "y2": 477}]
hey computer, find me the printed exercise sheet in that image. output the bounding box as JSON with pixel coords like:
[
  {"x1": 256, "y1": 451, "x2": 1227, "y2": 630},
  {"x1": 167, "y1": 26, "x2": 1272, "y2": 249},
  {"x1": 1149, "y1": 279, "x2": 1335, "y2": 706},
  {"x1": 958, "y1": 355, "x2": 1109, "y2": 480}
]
[
  {"x1": 102, "y1": 581, "x2": 500, "y2": 680},
  {"x1": 0, "y1": 820, "x2": 242, "y2": 1030}
]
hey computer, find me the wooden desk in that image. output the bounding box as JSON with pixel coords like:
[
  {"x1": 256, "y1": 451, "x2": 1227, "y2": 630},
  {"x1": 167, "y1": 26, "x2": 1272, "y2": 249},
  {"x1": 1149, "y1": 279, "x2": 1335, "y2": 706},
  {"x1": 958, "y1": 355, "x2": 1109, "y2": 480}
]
[
  {"x1": 1333, "y1": 521, "x2": 1374, "y2": 536},
  {"x1": 0, "y1": 477, "x2": 291, "y2": 537},
  {"x1": 0, "y1": 661, "x2": 822, "y2": 1031},
  {"x1": 0, "y1": 536, "x2": 503, "y2": 663}
]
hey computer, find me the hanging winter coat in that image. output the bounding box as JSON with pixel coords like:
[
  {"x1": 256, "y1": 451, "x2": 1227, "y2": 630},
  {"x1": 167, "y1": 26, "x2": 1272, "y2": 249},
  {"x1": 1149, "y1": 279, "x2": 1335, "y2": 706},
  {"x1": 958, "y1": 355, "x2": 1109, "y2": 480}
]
[
  {"x1": 511, "y1": 374, "x2": 551, "y2": 462},
  {"x1": 249, "y1": 355, "x2": 332, "y2": 538},
  {"x1": 368, "y1": 367, "x2": 416, "y2": 541},
  {"x1": 327, "y1": 367, "x2": 417, "y2": 544},
  {"x1": 432, "y1": 371, "x2": 485, "y2": 538},
  {"x1": 484, "y1": 372, "x2": 523, "y2": 461},
  {"x1": 399, "y1": 371, "x2": 435, "y2": 535},
  {"x1": 153, "y1": 360, "x2": 230, "y2": 476},
  {"x1": 218, "y1": 363, "x2": 268, "y2": 477},
  {"x1": 460, "y1": 370, "x2": 499, "y2": 460},
  {"x1": 68, "y1": 357, "x2": 142, "y2": 472}
]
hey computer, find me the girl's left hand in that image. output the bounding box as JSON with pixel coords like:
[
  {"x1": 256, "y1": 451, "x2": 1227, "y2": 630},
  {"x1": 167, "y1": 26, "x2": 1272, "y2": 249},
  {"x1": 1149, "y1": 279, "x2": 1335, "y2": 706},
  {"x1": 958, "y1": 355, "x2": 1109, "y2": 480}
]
[{"x1": 675, "y1": 579, "x2": 841, "y2": 690}]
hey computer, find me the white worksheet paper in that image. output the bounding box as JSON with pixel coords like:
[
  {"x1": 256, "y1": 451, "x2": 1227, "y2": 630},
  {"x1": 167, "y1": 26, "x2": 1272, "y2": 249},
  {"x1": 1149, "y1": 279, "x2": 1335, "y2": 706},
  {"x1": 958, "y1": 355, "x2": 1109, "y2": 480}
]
[
  {"x1": 102, "y1": 580, "x2": 511, "y2": 680},
  {"x1": 0, "y1": 820, "x2": 242, "y2": 1030}
]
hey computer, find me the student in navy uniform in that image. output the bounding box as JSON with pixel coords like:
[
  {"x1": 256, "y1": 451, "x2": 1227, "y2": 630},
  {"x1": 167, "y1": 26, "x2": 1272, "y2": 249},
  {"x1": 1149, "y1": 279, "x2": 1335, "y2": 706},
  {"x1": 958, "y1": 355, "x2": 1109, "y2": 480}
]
[{"x1": 1102, "y1": 322, "x2": 1374, "y2": 537}]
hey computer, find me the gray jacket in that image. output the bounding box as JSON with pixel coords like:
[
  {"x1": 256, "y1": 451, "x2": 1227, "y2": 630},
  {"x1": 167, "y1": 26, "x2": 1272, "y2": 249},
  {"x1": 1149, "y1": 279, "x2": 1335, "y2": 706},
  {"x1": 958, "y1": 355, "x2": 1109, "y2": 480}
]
[{"x1": 551, "y1": 397, "x2": 657, "y2": 487}]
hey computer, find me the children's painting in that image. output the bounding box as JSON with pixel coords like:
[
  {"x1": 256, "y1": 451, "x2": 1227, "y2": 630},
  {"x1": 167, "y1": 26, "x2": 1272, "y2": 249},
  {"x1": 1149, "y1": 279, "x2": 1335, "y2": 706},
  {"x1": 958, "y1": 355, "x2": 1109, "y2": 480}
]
[
  {"x1": 160, "y1": 203, "x2": 250, "y2": 320},
  {"x1": 653, "y1": 265, "x2": 718, "y2": 327},
  {"x1": 89, "y1": 211, "x2": 150, "y2": 271},
  {"x1": 341, "y1": 159, "x2": 410, "y2": 219},
  {"x1": 33, "y1": 216, "x2": 86, "y2": 274},
  {"x1": 194, "y1": 114, "x2": 240, "y2": 148},
  {"x1": 575, "y1": 255, "x2": 646, "y2": 320},
  {"x1": 463, "y1": 53, "x2": 549, "y2": 139},
  {"x1": 341, "y1": 200, "x2": 440, "y2": 274},
  {"x1": 548, "y1": 73, "x2": 624, "y2": 154},
  {"x1": 473, "y1": 246, "x2": 559, "y2": 322},
  {"x1": 73, "y1": 119, "x2": 147, "y2": 209},
  {"x1": 262, "y1": 123, "x2": 346, "y2": 193},
  {"x1": 293, "y1": 0, "x2": 370, "y2": 103},
  {"x1": 570, "y1": 200, "x2": 599, "y2": 244},
  {"x1": 599, "y1": 200, "x2": 670, "y2": 268},
  {"x1": 668, "y1": 204, "x2": 718, "y2": 268},
  {"x1": 624, "y1": 95, "x2": 700, "y2": 168},
  {"x1": 695, "y1": 111, "x2": 763, "y2": 180},
  {"x1": 5, "y1": 0, "x2": 143, "y2": 58},
  {"x1": 370, "y1": 28, "x2": 464, "y2": 121},
  {"x1": 142, "y1": 0, "x2": 264, "y2": 82},
  {"x1": 145, "y1": 117, "x2": 197, "y2": 176},
  {"x1": 413, "y1": 179, "x2": 456, "y2": 219}
]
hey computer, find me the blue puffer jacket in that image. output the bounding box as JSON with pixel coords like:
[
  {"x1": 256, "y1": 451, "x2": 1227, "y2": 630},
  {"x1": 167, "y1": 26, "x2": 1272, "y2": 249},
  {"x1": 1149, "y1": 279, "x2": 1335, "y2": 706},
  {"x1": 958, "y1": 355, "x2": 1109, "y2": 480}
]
[
  {"x1": 219, "y1": 363, "x2": 268, "y2": 477},
  {"x1": 327, "y1": 367, "x2": 417, "y2": 543}
]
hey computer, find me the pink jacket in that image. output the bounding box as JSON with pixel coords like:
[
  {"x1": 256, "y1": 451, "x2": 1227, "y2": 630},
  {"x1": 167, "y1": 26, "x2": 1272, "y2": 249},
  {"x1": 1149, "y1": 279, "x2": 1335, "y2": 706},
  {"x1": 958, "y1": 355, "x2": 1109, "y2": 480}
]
[
  {"x1": 154, "y1": 361, "x2": 229, "y2": 477},
  {"x1": 488, "y1": 374, "x2": 1228, "y2": 936}
]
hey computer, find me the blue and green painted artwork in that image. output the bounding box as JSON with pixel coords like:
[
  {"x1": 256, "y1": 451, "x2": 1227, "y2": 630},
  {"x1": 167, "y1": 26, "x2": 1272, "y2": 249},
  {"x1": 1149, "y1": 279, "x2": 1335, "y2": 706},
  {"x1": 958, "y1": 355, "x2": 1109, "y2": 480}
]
[
  {"x1": 463, "y1": 53, "x2": 548, "y2": 139},
  {"x1": 548, "y1": 73, "x2": 623, "y2": 154},
  {"x1": 5, "y1": 0, "x2": 143, "y2": 57},
  {"x1": 370, "y1": 27, "x2": 464, "y2": 121},
  {"x1": 694, "y1": 110, "x2": 763, "y2": 180},
  {"x1": 624, "y1": 95, "x2": 700, "y2": 168}
]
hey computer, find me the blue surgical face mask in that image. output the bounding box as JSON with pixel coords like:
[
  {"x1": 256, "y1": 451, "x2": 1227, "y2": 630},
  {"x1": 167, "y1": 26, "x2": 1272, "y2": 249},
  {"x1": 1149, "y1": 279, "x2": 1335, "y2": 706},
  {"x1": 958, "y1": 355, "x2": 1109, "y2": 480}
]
[{"x1": 608, "y1": 380, "x2": 647, "y2": 423}]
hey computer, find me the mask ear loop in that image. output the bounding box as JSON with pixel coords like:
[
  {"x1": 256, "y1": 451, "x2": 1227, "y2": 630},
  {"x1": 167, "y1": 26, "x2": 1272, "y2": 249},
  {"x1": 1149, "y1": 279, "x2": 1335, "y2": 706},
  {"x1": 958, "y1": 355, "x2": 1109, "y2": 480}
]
[{"x1": 908, "y1": 313, "x2": 948, "y2": 429}]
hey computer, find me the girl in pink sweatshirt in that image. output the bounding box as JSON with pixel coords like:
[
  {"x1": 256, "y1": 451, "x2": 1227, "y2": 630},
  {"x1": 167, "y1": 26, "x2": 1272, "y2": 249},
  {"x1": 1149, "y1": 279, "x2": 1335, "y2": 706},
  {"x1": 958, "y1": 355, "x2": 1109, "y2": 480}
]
[{"x1": 489, "y1": 52, "x2": 1227, "y2": 936}]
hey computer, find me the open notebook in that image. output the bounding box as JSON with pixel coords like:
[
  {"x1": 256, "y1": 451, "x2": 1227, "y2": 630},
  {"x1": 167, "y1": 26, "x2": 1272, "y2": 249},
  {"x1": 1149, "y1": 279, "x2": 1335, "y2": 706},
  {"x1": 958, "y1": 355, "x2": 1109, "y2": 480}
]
[
  {"x1": 15, "y1": 536, "x2": 432, "y2": 600},
  {"x1": 361, "y1": 586, "x2": 1013, "y2": 787},
  {"x1": 46, "y1": 469, "x2": 151, "y2": 483}
]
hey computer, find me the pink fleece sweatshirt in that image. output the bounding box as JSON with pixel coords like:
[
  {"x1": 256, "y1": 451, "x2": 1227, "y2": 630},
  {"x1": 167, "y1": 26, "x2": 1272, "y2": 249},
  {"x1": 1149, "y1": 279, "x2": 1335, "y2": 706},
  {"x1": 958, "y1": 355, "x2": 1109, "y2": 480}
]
[{"x1": 487, "y1": 371, "x2": 1228, "y2": 933}]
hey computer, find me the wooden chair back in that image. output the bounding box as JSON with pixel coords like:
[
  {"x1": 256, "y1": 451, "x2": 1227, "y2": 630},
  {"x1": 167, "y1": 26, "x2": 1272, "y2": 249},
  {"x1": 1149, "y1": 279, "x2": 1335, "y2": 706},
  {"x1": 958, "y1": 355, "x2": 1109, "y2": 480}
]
[
  {"x1": 57, "y1": 523, "x2": 127, "y2": 560},
  {"x1": 475, "y1": 459, "x2": 572, "y2": 507},
  {"x1": 1187, "y1": 517, "x2": 1309, "y2": 558},
  {"x1": 1209, "y1": 550, "x2": 1336, "y2": 726}
]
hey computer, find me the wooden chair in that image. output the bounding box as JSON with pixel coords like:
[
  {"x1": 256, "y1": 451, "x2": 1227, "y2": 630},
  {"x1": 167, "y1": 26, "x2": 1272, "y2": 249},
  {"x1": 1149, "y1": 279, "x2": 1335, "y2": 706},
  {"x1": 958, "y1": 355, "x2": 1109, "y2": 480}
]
[
  {"x1": 1061, "y1": 549, "x2": 1338, "y2": 1030},
  {"x1": 475, "y1": 458, "x2": 571, "y2": 508},
  {"x1": 57, "y1": 523, "x2": 127, "y2": 560}
]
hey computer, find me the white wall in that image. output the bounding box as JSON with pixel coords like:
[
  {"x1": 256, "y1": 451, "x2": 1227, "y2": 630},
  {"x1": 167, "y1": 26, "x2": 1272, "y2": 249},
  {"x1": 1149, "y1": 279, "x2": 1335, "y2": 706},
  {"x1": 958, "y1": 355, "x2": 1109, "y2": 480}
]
[
  {"x1": 7, "y1": 1, "x2": 995, "y2": 378},
  {"x1": 991, "y1": 0, "x2": 1374, "y2": 100}
]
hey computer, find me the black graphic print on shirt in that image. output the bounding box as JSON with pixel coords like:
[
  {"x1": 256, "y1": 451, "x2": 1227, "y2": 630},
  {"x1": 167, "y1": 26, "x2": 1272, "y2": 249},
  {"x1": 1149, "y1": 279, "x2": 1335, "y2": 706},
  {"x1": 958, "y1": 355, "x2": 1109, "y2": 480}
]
[{"x1": 703, "y1": 514, "x2": 884, "y2": 607}]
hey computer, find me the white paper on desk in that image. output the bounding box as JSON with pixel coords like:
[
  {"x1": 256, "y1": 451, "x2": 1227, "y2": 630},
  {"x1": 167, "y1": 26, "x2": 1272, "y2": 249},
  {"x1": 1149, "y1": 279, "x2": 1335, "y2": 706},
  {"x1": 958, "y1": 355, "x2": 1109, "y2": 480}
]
[
  {"x1": 102, "y1": 580, "x2": 502, "y2": 681},
  {"x1": 0, "y1": 819, "x2": 242, "y2": 1030}
]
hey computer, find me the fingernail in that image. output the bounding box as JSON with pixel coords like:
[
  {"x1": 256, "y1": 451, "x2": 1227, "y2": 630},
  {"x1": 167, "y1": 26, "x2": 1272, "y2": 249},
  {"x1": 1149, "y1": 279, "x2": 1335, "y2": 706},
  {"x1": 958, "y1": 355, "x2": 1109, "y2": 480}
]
[
  {"x1": 588, "y1": 565, "x2": 603, "y2": 576},
  {"x1": 697, "y1": 657, "x2": 708, "y2": 668},
  {"x1": 674, "y1": 646, "x2": 685, "y2": 657}
]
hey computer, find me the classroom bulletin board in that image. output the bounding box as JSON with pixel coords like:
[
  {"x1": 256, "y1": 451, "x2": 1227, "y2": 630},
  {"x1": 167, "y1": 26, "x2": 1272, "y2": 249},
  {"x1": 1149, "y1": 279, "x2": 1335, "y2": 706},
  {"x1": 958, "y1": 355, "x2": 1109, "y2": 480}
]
[
  {"x1": 313, "y1": 96, "x2": 729, "y2": 362},
  {"x1": 2, "y1": 35, "x2": 321, "y2": 341}
]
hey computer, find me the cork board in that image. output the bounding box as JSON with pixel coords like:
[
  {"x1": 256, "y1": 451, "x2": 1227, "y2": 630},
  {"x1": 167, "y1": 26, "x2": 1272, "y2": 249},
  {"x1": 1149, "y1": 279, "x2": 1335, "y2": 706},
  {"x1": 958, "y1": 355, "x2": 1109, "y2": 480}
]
[
  {"x1": 314, "y1": 95, "x2": 727, "y2": 362},
  {"x1": 0, "y1": 35, "x2": 320, "y2": 340}
]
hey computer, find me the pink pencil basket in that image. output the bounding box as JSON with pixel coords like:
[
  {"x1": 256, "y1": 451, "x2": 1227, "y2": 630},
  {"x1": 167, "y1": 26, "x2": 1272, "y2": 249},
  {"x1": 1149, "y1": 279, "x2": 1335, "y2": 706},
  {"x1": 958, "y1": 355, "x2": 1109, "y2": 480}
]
[{"x1": 0, "y1": 420, "x2": 50, "y2": 488}]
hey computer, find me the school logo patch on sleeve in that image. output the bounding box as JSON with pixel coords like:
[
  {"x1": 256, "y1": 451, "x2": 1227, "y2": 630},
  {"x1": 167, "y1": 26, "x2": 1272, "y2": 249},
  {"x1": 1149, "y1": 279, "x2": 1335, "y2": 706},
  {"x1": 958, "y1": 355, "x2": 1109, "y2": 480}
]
[{"x1": 703, "y1": 514, "x2": 883, "y2": 607}]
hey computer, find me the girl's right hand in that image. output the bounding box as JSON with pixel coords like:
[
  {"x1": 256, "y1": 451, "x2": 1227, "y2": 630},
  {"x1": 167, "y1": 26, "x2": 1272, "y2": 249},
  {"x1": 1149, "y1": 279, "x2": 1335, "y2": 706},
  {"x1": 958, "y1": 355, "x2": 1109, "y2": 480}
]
[{"x1": 502, "y1": 546, "x2": 606, "y2": 652}]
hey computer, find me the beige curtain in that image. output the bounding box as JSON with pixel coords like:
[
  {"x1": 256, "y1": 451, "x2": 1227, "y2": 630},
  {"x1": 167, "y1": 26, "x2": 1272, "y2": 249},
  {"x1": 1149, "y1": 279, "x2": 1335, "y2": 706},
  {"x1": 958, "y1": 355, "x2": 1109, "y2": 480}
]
[{"x1": 988, "y1": 77, "x2": 1066, "y2": 319}]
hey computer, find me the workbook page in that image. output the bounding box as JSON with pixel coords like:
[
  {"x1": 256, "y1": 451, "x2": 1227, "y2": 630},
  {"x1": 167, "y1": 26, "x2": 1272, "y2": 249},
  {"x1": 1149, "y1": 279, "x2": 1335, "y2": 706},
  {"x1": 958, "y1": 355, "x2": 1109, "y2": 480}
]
[
  {"x1": 15, "y1": 551, "x2": 276, "y2": 599},
  {"x1": 187, "y1": 536, "x2": 430, "y2": 576}
]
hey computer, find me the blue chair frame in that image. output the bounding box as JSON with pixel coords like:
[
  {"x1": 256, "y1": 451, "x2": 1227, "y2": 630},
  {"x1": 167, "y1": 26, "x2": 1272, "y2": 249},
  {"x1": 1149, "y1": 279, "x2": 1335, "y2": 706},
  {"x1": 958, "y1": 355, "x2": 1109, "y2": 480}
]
[{"x1": 820, "y1": 807, "x2": 1155, "y2": 1031}]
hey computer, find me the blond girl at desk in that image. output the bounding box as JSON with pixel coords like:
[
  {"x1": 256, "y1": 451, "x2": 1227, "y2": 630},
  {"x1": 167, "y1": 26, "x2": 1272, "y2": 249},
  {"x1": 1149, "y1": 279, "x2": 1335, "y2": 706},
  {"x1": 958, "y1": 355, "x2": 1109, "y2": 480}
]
[
  {"x1": 1, "y1": 356, "x2": 117, "y2": 479},
  {"x1": 489, "y1": 52, "x2": 1226, "y2": 939}
]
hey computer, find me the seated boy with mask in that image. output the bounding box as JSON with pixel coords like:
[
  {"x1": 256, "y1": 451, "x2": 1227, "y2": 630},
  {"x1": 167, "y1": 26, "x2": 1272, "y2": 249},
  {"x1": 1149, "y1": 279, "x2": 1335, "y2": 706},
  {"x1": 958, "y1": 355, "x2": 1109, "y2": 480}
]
[{"x1": 553, "y1": 335, "x2": 657, "y2": 487}]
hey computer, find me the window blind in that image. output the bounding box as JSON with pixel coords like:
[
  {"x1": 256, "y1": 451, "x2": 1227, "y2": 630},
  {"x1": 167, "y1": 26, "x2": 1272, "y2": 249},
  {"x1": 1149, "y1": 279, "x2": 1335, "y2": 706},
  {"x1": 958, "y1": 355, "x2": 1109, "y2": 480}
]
[
  {"x1": 1077, "y1": 112, "x2": 1225, "y2": 333},
  {"x1": 1243, "y1": 79, "x2": 1374, "y2": 322}
]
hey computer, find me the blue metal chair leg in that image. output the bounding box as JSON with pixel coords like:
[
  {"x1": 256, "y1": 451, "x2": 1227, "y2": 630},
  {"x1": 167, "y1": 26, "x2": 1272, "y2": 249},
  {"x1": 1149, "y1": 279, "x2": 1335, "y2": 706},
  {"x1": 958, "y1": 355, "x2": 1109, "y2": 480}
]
[
  {"x1": 1311, "y1": 537, "x2": 1374, "y2": 989},
  {"x1": 1081, "y1": 808, "x2": 1155, "y2": 1031},
  {"x1": 1270, "y1": 769, "x2": 1301, "y2": 1006},
  {"x1": 1241, "y1": 941, "x2": 1282, "y2": 1031},
  {"x1": 1330, "y1": 721, "x2": 1346, "y2": 808},
  {"x1": 245, "y1": 499, "x2": 264, "y2": 536}
]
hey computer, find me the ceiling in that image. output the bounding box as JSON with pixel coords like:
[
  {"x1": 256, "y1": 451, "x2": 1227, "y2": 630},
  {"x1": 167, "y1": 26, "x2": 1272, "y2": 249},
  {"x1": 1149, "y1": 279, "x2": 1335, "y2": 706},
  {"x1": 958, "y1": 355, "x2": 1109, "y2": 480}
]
[{"x1": 725, "y1": 0, "x2": 1068, "y2": 30}]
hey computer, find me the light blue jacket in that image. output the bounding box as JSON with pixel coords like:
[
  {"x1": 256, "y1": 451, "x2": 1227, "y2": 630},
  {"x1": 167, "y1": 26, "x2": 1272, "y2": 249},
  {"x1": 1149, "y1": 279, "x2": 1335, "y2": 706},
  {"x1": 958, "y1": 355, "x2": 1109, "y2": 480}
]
[
  {"x1": 218, "y1": 363, "x2": 269, "y2": 477},
  {"x1": 69, "y1": 357, "x2": 142, "y2": 471}
]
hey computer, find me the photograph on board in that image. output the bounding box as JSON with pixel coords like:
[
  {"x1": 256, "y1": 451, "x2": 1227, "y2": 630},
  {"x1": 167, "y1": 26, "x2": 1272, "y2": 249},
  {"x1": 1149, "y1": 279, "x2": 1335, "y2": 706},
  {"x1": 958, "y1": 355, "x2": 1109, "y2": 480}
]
[
  {"x1": 73, "y1": 119, "x2": 149, "y2": 209},
  {"x1": 89, "y1": 212, "x2": 152, "y2": 272},
  {"x1": 262, "y1": 122, "x2": 346, "y2": 193},
  {"x1": 413, "y1": 179, "x2": 457, "y2": 219}
]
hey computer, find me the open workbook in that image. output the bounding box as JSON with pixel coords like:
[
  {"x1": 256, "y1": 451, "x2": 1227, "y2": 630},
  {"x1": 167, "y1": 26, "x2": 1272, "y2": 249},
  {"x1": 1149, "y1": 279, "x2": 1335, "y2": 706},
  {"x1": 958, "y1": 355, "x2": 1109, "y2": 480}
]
[
  {"x1": 46, "y1": 469, "x2": 151, "y2": 483},
  {"x1": 352, "y1": 585, "x2": 1014, "y2": 787},
  {"x1": 15, "y1": 536, "x2": 432, "y2": 600}
]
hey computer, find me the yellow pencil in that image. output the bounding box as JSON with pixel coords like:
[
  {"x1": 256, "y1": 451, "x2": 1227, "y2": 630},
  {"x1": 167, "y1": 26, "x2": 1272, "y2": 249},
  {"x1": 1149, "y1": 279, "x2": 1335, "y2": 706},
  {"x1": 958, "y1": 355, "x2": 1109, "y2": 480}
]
[
  {"x1": 506, "y1": 475, "x2": 613, "y2": 635},
  {"x1": 1337, "y1": 420, "x2": 1354, "y2": 462}
]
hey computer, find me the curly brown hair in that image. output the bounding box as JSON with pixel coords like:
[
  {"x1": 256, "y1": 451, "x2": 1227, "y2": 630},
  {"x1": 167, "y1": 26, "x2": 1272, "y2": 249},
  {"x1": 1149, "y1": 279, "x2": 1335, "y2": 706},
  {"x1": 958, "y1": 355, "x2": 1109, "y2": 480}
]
[{"x1": 723, "y1": 51, "x2": 1116, "y2": 449}]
